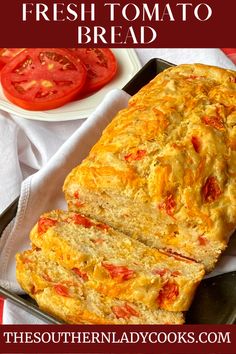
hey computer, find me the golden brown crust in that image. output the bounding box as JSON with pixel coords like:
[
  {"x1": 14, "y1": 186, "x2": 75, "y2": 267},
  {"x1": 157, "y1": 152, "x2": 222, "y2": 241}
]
[{"x1": 63, "y1": 64, "x2": 236, "y2": 271}]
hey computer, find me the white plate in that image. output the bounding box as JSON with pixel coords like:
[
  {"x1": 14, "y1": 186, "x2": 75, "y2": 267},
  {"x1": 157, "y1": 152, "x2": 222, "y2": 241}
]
[{"x1": 0, "y1": 49, "x2": 141, "y2": 121}]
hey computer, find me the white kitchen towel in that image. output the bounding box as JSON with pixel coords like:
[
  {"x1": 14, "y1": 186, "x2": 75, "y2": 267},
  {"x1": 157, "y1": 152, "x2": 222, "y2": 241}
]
[
  {"x1": 0, "y1": 114, "x2": 85, "y2": 214},
  {"x1": 0, "y1": 112, "x2": 22, "y2": 213},
  {"x1": 0, "y1": 89, "x2": 130, "y2": 293},
  {"x1": 136, "y1": 48, "x2": 236, "y2": 69}
]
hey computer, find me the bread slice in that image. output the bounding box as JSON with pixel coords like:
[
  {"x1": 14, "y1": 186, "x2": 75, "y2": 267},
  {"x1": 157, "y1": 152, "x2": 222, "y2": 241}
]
[
  {"x1": 63, "y1": 63, "x2": 236, "y2": 272},
  {"x1": 30, "y1": 210, "x2": 204, "y2": 312},
  {"x1": 16, "y1": 249, "x2": 184, "y2": 324}
]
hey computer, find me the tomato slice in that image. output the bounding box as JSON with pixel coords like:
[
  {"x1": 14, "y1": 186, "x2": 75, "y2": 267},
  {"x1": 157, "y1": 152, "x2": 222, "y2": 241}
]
[
  {"x1": 159, "y1": 194, "x2": 176, "y2": 218},
  {"x1": 202, "y1": 176, "x2": 221, "y2": 203},
  {"x1": 38, "y1": 217, "x2": 57, "y2": 235},
  {"x1": 67, "y1": 48, "x2": 117, "y2": 94},
  {"x1": 191, "y1": 136, "x2": 201, "y2": 153},
  {"x1": 112, "y1": 303, "x2": 139, "y2": 319},
  {"x1": 198, "y1": 235, "x2": 208, "y2": 246},
  {"x1": 124, "y1": 149, "x2": 146, "y2": 162},
  {"x1": 201, "y1": 115, "x2": 224, "y2": 131},
  {"x1": 72, "y1": 214, "x2": 94, "y2": 228},
  {"x1": 102, "y1": 262, "x2": 135, "y2": 281},
  {"x1": 1, "y1": 48, "x2": 87, "y2": 111},
  {"x1": 157, "y1": 281, "x2": 179, "y2": 306},
  {"x1": 0, "y1": 48, "x2": 24, "y2": 71},
  {"x1": 54, "y1": 284, "x2": 70, "y2": 297},
  {"x1": 72, "y1": 268, "x2": 88, "y2": 281}
]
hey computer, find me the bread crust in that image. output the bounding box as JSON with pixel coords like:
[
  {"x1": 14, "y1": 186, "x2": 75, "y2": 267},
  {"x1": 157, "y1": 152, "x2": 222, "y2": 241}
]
[{"x1": 64, "y1": 64, "x2": 236, "y2": 272}]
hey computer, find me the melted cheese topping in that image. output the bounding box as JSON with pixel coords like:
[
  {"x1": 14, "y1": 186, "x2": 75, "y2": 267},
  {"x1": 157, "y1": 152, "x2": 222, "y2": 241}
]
[{"x1": 64, "y1": 64, "x2": 236, "y2": 245}]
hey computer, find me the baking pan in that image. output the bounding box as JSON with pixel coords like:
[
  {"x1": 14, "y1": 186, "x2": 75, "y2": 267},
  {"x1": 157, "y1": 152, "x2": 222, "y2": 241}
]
[{"x1": 0, "y1": 58, "x2": 236, "y2": 324}]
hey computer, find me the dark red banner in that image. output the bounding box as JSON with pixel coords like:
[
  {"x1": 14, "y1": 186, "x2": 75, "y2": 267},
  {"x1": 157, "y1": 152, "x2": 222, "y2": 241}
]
[
  {"x1": 0, "y1": 325, "x2": 236, "y2": 354},
  {"x1": 0, "y1": 0, "x2": 234, "y2": 47}
]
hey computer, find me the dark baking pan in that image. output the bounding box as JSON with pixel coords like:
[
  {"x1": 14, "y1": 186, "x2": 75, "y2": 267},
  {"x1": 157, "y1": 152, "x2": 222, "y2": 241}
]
[{"x1": 0, "y1": 58, "x2": 236, "y2": 324}]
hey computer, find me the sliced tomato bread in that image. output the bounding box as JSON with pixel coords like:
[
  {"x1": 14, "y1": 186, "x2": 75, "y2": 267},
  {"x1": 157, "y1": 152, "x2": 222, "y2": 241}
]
[
  {"x1": 29, "y1": 210, "x2": 204, "y2": 312},
  {"x1": 63, "y1": 64, "x2": 236, "y2": 272},
  {"x1": 16, "y1": 249, "x2": 184, "y2": 324}
]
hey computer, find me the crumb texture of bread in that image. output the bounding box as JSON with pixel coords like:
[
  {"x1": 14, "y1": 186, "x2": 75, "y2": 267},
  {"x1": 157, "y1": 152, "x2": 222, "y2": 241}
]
[
  {"x1": 30, "y1": 210, "x2": 204, "y2": 312},
  {"x1": 16, "y1": 249, "x2": 184, "y2": 324},
  {"x1": 63, "y1": 64, "x2": 236, "y2": 272}
]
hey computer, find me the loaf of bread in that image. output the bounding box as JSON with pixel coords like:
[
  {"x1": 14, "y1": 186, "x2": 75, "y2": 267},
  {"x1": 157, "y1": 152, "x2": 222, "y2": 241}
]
[
  {"x1": 29, "y1": 210, "x2": 204, "y2": 312},
  {"x1": 63, "y1": 63, "x2": 236, "y2": 272},
  {"x1": 16, "y1": 249, "x2": 184, "y2": 324}
]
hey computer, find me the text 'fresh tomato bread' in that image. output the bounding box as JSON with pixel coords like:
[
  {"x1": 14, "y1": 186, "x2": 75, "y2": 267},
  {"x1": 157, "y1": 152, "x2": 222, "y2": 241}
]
[
  {"x1": 63, "y1": 63, "x2": 236, "y2": 272},
  {"x1": 16, "y1": 249, "x2": 184, "y2": 324},
  {"x1": 29, "y1": 210, "x2": 204, "y2": 312}
]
